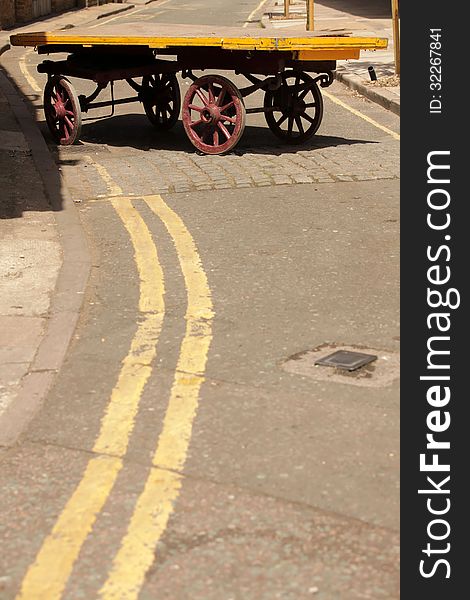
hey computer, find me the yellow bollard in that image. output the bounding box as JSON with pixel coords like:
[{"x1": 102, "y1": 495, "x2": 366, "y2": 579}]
[
  {"x1": 306, "y1": 0, "x2": 314, "y2": 31},
  {"x1": 391, "y1": 0, "x2": 400, "y2": 75},
  {"x1": 284, "y1": 0, "x2": 290, "y2": 19}
]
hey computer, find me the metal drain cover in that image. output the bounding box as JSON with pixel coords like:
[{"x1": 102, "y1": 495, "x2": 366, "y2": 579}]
[{"x1": 315, "y1": 350, "x2": 377, "y2": 371}]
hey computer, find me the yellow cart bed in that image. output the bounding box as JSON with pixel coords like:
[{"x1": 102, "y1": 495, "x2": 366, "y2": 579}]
[{"x1": 11, "y1": 24, "x2": 387, "y2": 153}]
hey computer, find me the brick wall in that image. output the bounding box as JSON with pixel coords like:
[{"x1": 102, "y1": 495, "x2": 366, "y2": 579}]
[
  {"x1": 1, "y1": 0, "x2": 118, "y2": 30},
  {"x1": 12, "y1": 0, "x2": 32, "y2": 24},
  {"x1": 51, "y1": 0, "x2": 77, "y2": 13},
  {"x1": 0, "y1": 0, "x2": 16, "y2": 28},
  {"x1": 1, "y1": 0, "x2": 86, "y2": 29}
]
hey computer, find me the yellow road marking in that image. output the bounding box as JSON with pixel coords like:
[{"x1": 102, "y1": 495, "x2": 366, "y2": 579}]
[
  {"x1": 91, "y1": 159, "x2": 124, "y2": 198},
  {"x1": 243, "y1": 0, "x2": 269, "y2": 28},
  {"x1": 323, "y1": 88, "x2": 400, "y2": 141},
  {"x1": 99, "y1": 194, "x2": 214, "y2": 600},
  {"x1": 16, "y1": 168, "x2": 165, "y2": 600},
  {"x1": 93, "y1": 196, "x2": 165, "y2": 456},
  {"x1": 19, "y1": 49, "x2": 42, "y2": 93},
  {"x1": 17, "y1": 456, "x2": 122, "y2": 600}
]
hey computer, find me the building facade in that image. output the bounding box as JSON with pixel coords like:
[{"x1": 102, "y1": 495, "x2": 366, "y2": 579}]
[
  {"x1": 1, "y1": 0, "x2": 104, "y2": 29},
  {"x1": 0, "y1": 0, "x2": 16, "y2": 28}
]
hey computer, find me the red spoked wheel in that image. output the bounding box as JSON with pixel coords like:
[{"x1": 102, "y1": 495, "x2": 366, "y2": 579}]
[
  {"x1": 44, "y1": 76, "x2": 82, "y2": 145},
  {"x1": 182, "y1": 74, "x2": 246, "y2": 155},
  {"x1": 264, "y1": 71, "x2": 323, "y2": 144},
  {"x1": 142, "y1": 73, "x2": 181, "y2": 130}
]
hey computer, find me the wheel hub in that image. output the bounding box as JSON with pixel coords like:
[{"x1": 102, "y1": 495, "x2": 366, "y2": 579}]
[
  {"x1": 154, "y1": 88, "x2": 171, "y2": 102},
  {"x1": 292, "y1": 98, "x2": 306, "y2": 116},
  {"x1": 54, "y1": 99, "x2": 66, "y2": 119},
  {"x1": 201, "y1": 105, "x2": 220, "y2": 124}
]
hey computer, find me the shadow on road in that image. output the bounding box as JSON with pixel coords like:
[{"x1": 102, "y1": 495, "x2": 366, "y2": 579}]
[
  {"x1": 0, "y1": 67, "x2": 64, "y2": 218},
  {"x1": 317, "y1": 0, "x2": 392, "y2": 19},
  {"x1": 74, "y1": 113, "x2": 375, "y2": 156}
]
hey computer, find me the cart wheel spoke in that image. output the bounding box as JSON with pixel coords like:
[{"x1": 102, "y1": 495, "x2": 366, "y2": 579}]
[
  {"x1": 213, "y1": 129, "x2": 220, "y2": 146},
  {"x1": 190, "y1": 119, "x2": 203, "y2": 129},
  {"x1": 294, "y1": 72, "x2": 300, "y2": 98},
  {"x1": 295, "y1": 116, "x2": 304, "y2": 135},
  {"x1": 150, "y1": 74, "x2": 161, "y2": 88},
  {"x1": 217, "y1": 121, "x2": 231, "y2": 141},
  {"x1": 304, "y1": 102, "x2": 317, "y2": 108},
  {"x1": 217, "y1": 85, "x2": 227, "y2": 107},
  {"x1": 301, "y1": 112, "x2": 316, "y2": 125},
  {"x1": 208, "y1": 83, "x2": 215, "y2": 104},
  {"x1": 287, "y1": 115, "x2": 294, "y2": 136},
  {"x1": 219, "y1": 100, "x2": 234, "y2": 112},
  {"x1": 189, "y1": 104, "x2": 204, "y2": 113},
  {"x1": 299, "y1": 87, "x2": 310, "y2": 101},
  {"x1": 221, "y1": 114, "x2": 236, "y2": 124},
  {"x1": 195, "y1": 88, "x2": 209, "y2": 106},
  {"x1": 276, "y1": 114, "x2": 288, "y2": 127},
  {"x1": 201, "y1": 126, "x2": 213, "y2": 145}
]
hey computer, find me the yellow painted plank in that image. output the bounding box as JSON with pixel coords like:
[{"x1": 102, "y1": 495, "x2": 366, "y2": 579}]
[
  {"x1": 10, "y1": 26, "x2": 387, "y2": 54},
  {"x1": 297, "y1": 48, "x2": 360, "y2": 60}
]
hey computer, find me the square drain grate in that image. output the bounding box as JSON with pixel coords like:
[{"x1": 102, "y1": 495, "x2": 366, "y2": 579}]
[{"x1": 315, "y1": 350, "x2": 377, "y2": 371}]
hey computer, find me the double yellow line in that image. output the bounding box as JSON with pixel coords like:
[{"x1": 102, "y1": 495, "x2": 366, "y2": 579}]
[{"x1": 17, "y1": 162, "x2": 214, "y2": 599}]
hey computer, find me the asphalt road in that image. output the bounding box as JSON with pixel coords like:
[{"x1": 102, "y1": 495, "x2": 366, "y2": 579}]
[{"x1": 0, "y1": 1, "x2": 400, "y2": 598}]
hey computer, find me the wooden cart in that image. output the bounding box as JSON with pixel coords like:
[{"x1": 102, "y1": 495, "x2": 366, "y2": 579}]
[{"x1": 10, "y1": 25, "x2": 387, "y2": 154}]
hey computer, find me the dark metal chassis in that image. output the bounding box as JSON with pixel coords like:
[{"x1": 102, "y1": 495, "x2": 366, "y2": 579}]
[{"x1": 36, "y1": 45, "x2": 335, "y2": 116}]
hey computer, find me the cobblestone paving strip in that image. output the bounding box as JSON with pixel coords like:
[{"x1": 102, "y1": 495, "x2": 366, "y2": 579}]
[{"x1": 61, "y1": 141, "x2": 399, "y2": 202}]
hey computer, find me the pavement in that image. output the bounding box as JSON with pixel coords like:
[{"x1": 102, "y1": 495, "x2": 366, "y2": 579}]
[
  {"x1": 0, "y1": 3, "x2": 138, "y2": 439},
  {"x1": 261, "y1": 0, "x2": 400, "y2": 115}
]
